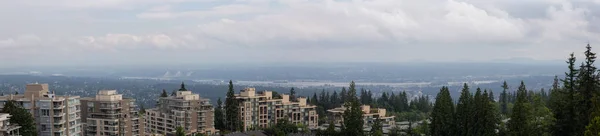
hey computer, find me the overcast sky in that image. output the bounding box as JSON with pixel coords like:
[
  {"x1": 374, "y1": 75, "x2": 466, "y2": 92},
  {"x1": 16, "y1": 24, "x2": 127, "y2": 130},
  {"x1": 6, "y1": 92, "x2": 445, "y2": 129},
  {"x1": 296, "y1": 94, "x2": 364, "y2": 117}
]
[{"x1": 0, "y1": 0, "x2": 599, "y2": 66}]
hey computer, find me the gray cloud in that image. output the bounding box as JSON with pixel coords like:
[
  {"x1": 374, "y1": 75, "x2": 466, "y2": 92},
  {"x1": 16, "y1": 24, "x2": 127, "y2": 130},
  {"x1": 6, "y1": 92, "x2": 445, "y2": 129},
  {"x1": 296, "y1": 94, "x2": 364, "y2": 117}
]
[{"x1": 0, "y1": 0, "x2": 599, "y2": 66}]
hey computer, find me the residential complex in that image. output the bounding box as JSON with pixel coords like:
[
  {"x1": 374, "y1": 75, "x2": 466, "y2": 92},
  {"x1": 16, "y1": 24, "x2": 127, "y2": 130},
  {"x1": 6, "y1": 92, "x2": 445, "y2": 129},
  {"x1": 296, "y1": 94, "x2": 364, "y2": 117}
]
[
  {"x1": 234, "y1": 88, "x2": 319, "y2": 131},
  {"x1": 145, "y1": 84, "x2": 216, "y2": 135},
  {"x1": 0, "y1": 83, "x2": 83, "y2": 136},
  {"x1": 327, "y1": 105, "x2": 395, "y2": 126},
  {"x1": 0, "y1": 113, "x2": 21, "y2": 136},
  {"x1": 80, "y1": 90, "x2": 144, "y2": 136}
]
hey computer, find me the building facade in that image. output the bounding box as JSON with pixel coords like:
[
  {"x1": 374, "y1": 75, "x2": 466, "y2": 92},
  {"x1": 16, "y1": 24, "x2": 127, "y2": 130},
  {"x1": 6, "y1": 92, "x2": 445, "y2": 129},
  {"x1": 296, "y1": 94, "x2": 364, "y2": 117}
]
[
  {"x1": 145, "y1": 85, "x2": 215, "y2": 136},
  {"x1": 0, "y1": 83, "x2": 83, "y2": 136},
  {"x1": 80, "y1": 90, "x2": 143, "y2": 136},
  {"x1": 327, "y1": 105, "x2": 395, "y2": 126},
  {"x1": 234, "y1": 88, "x2": 319, "y2": 131},
  {"x1": 0, "y1": 113, "x2": 21, "y2": 136}
]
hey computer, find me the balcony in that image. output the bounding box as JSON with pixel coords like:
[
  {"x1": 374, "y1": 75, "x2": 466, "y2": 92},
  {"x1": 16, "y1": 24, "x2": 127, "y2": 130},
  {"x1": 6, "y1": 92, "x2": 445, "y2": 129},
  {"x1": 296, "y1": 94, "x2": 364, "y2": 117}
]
[
  {"x1": 53, "y1": 113, "x2": 66, "y2": 117},
  {"x1": 54, "y1": 119, "x2": 66, "y2": 125},
  {"x1": 53, "y1": 104, "x2": 66, "y2": 109}
]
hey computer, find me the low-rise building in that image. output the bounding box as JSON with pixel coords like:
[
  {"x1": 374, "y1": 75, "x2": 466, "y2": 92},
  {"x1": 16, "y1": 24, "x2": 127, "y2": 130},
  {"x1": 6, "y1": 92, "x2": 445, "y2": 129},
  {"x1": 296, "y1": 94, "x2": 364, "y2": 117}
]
[
  {"x1": 0, "y1": 113, "x2": 20, "y2": 136},
  {"x1": 80, "y1": 90, "x2": 144, "y2": 136},
  {"x1": 234, "y1": 88, "x2": 319, "y2": 131},
  {"x1": 327, "y1": 105, "x2": 395, "y2": 126}
]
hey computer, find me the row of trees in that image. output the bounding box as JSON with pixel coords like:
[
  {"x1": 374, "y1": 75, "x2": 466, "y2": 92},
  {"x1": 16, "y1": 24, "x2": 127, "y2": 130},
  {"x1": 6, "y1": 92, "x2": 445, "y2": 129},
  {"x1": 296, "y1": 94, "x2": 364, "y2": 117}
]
[{"x1": 430, "y1": 44, "x2": 600, "y2": 136}]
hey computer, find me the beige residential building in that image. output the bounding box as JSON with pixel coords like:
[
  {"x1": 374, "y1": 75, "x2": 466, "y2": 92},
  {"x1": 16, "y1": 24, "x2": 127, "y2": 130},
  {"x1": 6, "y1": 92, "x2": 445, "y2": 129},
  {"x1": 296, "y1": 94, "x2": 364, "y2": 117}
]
[
  {"x1": 145, "y1": 85, "x2": 215, "y2": 136},
  {"x1": 234, "y1": 88, "x2": 319, "y2": 131},
  {"x1": 327, "y1": 105, "x2": 395, "y2": 126},
  {"x1": 0, "y1": 113, "x2": 20, "y2": 136},
  {"x1": 0, "y1": 83, "x2": 83, "y2": 136},
  {"x1": 80, "y1": 90, "x2": 144, "y2": 136}
]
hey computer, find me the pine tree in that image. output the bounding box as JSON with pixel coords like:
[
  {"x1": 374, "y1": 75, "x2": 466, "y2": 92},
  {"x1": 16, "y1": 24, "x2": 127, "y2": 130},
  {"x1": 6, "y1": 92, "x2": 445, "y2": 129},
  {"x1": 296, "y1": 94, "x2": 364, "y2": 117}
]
[
  {"x1": 552, "y1": 53, "x2": 578, "y2": 136},
  {"x1": 482, "y1": 90, "x2": 500, "y2": 136},
  {"x1": 508, "y1": 81, "x2": 533, "y2": 136},
  {"x1": 531, "y1": 93, "x2": 554, "y2": 136},
  {"x1": 578, "y1": 44, "x2": 597, "y2": 133},
  {"x1": 225, "y1": 80, "x2": 240, "y2": 131},
  {"x1": 371, "y1": 117, "x2": 383, "y2": 136},
  {"x1": 331, "y1": 91, "x2": 338, "y2": 107},
  {"x1": 585, "y1": 116, "x2": 600, "y2": 136},
  {"x1": 290, "y1": 87, "x2": 296, "y2": 101},
  {"x1": 473, "y1": 88, "x2": 497, "y2": 136},
  {"x1": 342, "y1": 81, "x2": 364, "y2": 136},
  {"x1": 214, "y1": 98, "x2": 225, "y2": 130},
  {"x1": 320, "y1": 90, "x2": 327, "y2": 108},
  {"x1": 139, "y1": 104, "x2": 146, "y2": 114},
  {"x1": 501, "y1": 81, "x2": 509, "y2": 115},
  {"x1": 1, "y1": 100, "x2": 37, "y2": 136},
  {"x1": 161, "y1": 89, "x2": 168, "y2": 97},
  {"x1": 326, "y1": 120, "x2": 338, "y2": 136},
  {"x1": 401, "y1": 91, "x2": 410, "y2": 112},
  {"x1": 176, "y1": 126, "x2": 185, "y2": 136},
  {"x1": 430, "y1": 86, "x2": 455, "y2": 136},
  {"x1": 489, "y1": 90, "x2": 495, "y2": 102},
  {"x1": 179, "y1": 82, "x2": 188, "y2": 91},
  {"x1": 312, "y1": 92, "x2": 319, "y2": 105},
  {"x1": 340, "y1": 87, "x2": 347, "y2": 105},
  {"x1": 455, "y1": 83, "x2": 474, "y2": 136}
]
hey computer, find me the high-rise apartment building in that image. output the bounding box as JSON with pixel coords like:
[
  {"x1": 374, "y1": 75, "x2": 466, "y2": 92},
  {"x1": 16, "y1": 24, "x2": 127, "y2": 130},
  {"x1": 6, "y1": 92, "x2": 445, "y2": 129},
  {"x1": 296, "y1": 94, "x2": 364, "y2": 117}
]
[
  {"x1": 145, "y1": 84, "x2": 215, "y2": 135},
  {"x1": 0, "y1": 83, "x2": 83, "y2": 136},
  {"x1": 234, "y1": 88, "x2": 319, "y2": 131},
  {"x1": 0, "y1": 113, "x2": 21, "y2": 136},
  {"x1": 80, "y1": 90, "x2": 144, "y2": 136}
]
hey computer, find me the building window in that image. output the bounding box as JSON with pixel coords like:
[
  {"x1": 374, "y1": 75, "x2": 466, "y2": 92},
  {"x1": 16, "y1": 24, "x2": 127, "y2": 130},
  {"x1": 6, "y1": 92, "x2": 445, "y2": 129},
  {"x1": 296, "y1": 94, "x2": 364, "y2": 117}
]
[
  {"x1": 42, "y1": 109, "x2": 50, "y2": 116},
  {"x1": 41, "y1": 125, "x2": 47, "y2": 131}
]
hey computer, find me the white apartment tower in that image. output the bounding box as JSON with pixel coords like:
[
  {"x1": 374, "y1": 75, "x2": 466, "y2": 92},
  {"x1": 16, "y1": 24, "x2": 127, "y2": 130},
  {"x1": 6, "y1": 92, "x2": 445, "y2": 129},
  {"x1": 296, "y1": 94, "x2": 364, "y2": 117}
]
[
  {"x1": 234, "y1": 88, "x2": 319, "y2": 131},
  {"x1": 80, "y1": 90, "x2": 144, "y2": 136},
  {"x1": 145, "y1": 84, "x2": 215, "y2": 136},
  {"x1": 0, "y1": 83, "x2": 83, "y2": 136}
]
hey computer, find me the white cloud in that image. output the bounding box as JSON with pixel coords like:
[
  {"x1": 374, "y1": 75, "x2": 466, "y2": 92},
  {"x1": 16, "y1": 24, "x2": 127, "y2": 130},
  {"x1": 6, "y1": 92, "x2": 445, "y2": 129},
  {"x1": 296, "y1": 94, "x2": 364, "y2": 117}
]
[{"x1": 1, "y1": 0, "x2": 600, "y2": 65}]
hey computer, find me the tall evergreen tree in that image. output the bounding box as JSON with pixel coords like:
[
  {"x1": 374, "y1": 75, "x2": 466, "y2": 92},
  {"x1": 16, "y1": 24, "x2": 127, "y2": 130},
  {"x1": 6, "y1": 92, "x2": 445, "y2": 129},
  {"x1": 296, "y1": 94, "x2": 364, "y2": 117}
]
[
  {"x1": 578, "y1": 44, "x2": 597, "y2": 133},
  {"x1": 489, "y1": 90, "x2": 495, "y2": 102},
  {"x1": 430, "y1": 86, "x2": 454, "y2": 136},
  {"x1": 179, "y1": 82, "x2": 187, "y2": 91},
  {"x1": 455, "y1": 83, "x2": 474, "y2": 136},
  {"x1": 331, "y1": 91, "x2": 338, "y2": 107},
  {"x1": 472, "y1": 88, "x2": 498, "y2": 136},
  {"x1": 482, "y1": 90, "x2": 500, "y2": 136},
  {"x1": 585, "y1": 116, "x2": 600, "y2": 136},
  {"x1": 1, "y1": 100, "x2": 36, "y2": 136},
  {"x1": 312, "y1": 92, "x2": 319, "y2": 105},
  {"x1": 472, "y1": 88, "x2": 484, "y2": 135},
  {"x1": 371, "y1": 117, "x2": 383, "y2": 136},
  {"x1": 290, "y1": 87, "x2": 296, "y2": 101},
  {"x1": 340, "y1": 87, "x2": 347, "y2": 105},
  {"x1": 139, "y1": 104, "x2": 146, "y2": 114},
  {"x1": 501, "y1": 81, "x2": 509, "y2": 115},
  {"x1": 342, "y1": 81, "x2": 364, "y2": 136},
  {"x1": 531, "y1": 93, "x2": 554, "y2": 136},
  {"x1": 214, "y1": 98, "x2": 225, "y2": 130},
  {"x1": 225, "y1": 80, "x2": 240, "y2": 131},
  {"x1": 161, "y1": 89, "x2": 168, "y2": 97},
  {"x1": 552, "y1": 53, "x2": 578, "y2": 136},
  {"x1": 508, "y1": 81, "x2": 533, "y2": 136},
  {"x1": 401, "y1": 91, "x2": 410, "y2": 112}
]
